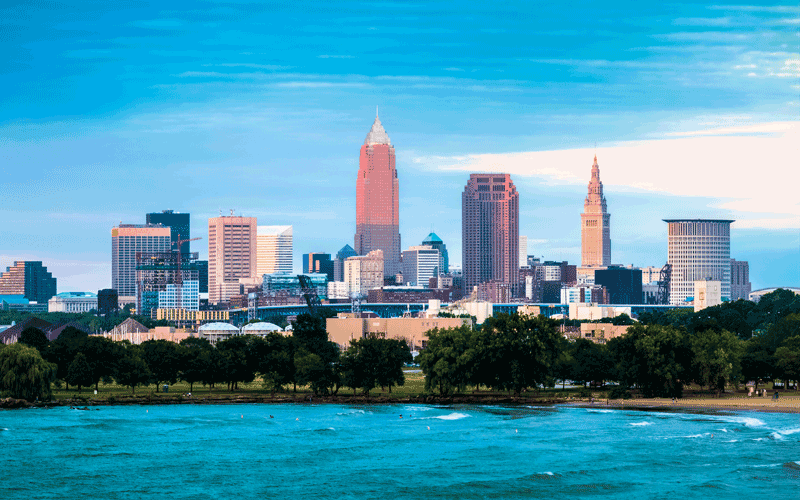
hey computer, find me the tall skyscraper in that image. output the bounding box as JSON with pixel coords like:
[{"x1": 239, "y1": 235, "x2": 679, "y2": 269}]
[
  {"x1": 730, "y1": 258, "x2": 751, "y2": 301},
  {"x1": 0, "y1": 261, "x2": 57, "y2": 303},
  {"x1": 257, "y1": 225, "x2": 293, "y2": 276},
  {"x1": 355, "y1": 110, "x2": 401, "y2": 277},
  {"x1": 422, "y1": 233, "x2": 449, "y2": 275},
  {"x1": 303, "y1": 253, "x2": 334, "y2": 281},
  {"x1": 462, "y1": 174, "x2": 520, "y2": 296},
  {"x1": 519, "y1": 235, "x2": 528, "y2": 268},
  {"x1": 208, "y1": 215, "x2": 257, "y2": 304},
  {"x1": 665, "y1": 219, "x2": 733, "y2": 305},
  {"x1": 581, "y1": 156, "x2": 611, "y2": 267},
  {"x1": 146, "y1": 210, "x2": 191, "y2": 254},
  {"x1": 112, "y1": 224, "x2": 171, "y2": 300}
]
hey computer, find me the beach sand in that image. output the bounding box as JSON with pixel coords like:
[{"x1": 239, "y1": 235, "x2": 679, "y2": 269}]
[{"x1": 592, "y1": 394, "x2": 800, "y2": 414}]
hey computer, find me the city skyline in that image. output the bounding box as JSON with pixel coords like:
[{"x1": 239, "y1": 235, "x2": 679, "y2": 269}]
[{"x1": 1, "y1": 2, "x2": 798, "y2": 292}]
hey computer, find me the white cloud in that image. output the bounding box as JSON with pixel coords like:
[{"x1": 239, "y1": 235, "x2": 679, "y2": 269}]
[{"x1": 413, "y1": 121, "x2": 800, "y2": 229}]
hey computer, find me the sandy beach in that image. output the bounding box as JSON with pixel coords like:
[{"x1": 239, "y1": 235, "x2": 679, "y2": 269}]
[{"x1": 589, "y1": 394, "x2": 800, "y2": 414}]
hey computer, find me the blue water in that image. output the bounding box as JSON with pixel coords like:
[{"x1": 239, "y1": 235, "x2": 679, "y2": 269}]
[{"x1": 2, "y1": 404, "x2": 799, "y2": 499}]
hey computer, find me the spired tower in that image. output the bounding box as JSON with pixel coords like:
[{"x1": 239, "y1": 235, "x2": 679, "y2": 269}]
[
  {"x1": 581, "y1": 155, "x2": 611, "y2": 267},
  {"x1": 354, "y1": 109, "x2": 401, "y2": 277}
]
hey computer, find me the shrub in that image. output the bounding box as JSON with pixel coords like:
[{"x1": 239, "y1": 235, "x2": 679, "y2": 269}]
[
  {"x1": 609, "y1": 386, "x2": 632, "y2": 399},
  {"x1": 578, "y1": 387, "x2": 592, "y2": 398}
]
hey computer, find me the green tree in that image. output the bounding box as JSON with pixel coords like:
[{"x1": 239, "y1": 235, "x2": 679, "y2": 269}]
[
  {"x1": 81, "y1": 336, "x2": 122, "y2": 391},
  {"x1": 217, "y1": 336, "x2": 259, "y2": 391},
  {"x1": 609, "y1": 313, "x2": 635, "y2": 326},
  {"x1": 418, "y1": 325, "x2": 474, "y2": 396},
  {"x1": 115, "y1": 350, "x2": 152, "y2": 395},
  {"x1": 740, "y1": 338, "x2": 773, "y2": 389},
  {"x1": 66, "y1": 352, "x2": 93, "y2": 393},
  {"x1": 774, "y1": 336, "x2": 800, "y2": 389},
  {"x1": 376, "y1": 338, "x2": 413, "y2": 393},
  {"x1": 141, "y1": 340, "x2": 181, "y2": 392},
  {"x1": 571, "y1": 339, "x2": 614, "y2": 387},
  {"x1": 690, "y1": 329, "x2": 744, "y2": 395},
  {"x1": 19, "y1": 327, "x2": 49, "y2": 352},
  {"x1": 291, "y1": 313, "x2": 339, "y2": 394},
  {"x1": 633, "y1": 324, "x2": 692, "y2": 398},
  {"x1": 0, "y1": 343, "x2": 57, "y2": 401},
  {"x1": 179, "y1": 337, "x2": 213, "y2": 392}
]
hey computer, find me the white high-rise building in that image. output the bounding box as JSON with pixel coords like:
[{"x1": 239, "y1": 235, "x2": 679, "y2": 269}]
[
  {"x1": 257, "y1": 225, "x2": 293, "y2": 276},
  {"x1": 401, "y1": 245, "x2": 440, "y2": 287},
  {"x1": 519, "y1": 235, "x2": 528, "y2": 268},
  {"x1": 665, "y1": 219, "x2": 733, "y2": 306},
  {"x1": 344, "y1": 249, "x2": 384, "y2": 295},
  {"x1": 157, "y1": 281, "x2": 199, "y2": 311}
]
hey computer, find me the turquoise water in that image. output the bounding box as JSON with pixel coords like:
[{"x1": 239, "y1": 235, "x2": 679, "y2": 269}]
[{"x1": 2, "y1": 404, "x2": 799, "y2": 499}]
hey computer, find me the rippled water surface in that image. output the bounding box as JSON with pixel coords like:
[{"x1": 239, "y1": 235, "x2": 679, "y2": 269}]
[{"x1": 2, "y1": 404, "x2": 799, "y2": 499}]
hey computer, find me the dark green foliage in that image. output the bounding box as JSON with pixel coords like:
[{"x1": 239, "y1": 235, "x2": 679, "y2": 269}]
[
  {"x1": 608, "y1": 386, "x2": 631, "y2": 399},
  {"x1": 81, "y1": 336, "x2": 123, "y2": 391},
  {"x1": 690, "y1": 329, "x2": 743, "y2": 395},
  {"x1": 114, "y1": 347, "x2": 152, "y2": 395},
  {"x1": 775, "y1": 336, "x2": 800, "y2": 386},
  {"x1": 216, "y1": 336, "x2": 258, "y2": 391},
  {"x1": 341, "y1": 337, "x2": 412, "y2": 395},
  {"x1": 19, "y1": 327, "x2": 49, "y2": 352},
  {"x1": 178, "y1": 337, "x2": 212, "y2": 392},
  {"x1": 141, "y1": 340, "x2": 181, "y2": 392},
  {"x1": 609, "y1": 313, "x2": 635, "y2": 326},
  {"x1": 0, "y1": 343, "x2": 57, "y2": 401},
  {"x1": 418, "y1": 325, "x2": 474, "y2": 396},
  {"x1": 66, "y1": 353, "x2": 93, "y2": 393},
  {"x1": 291, "y1": 313, "x2": 340, "y2": 395},
  {"x1": 571, "y1": 339, "x2": 614, "y2": 387}
]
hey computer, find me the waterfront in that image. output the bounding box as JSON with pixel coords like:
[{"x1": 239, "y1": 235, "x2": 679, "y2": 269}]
[{"x1": 2, "y1": 404, "x2": 799, "y2": 499}]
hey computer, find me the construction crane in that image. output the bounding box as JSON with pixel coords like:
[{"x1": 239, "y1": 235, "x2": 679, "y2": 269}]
[{"x1": 173, "y1": 234, "x2": 201, "y2": 310}]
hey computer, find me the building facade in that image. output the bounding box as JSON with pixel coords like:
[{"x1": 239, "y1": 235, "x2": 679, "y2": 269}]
[
  {"x1": 344, "y1": 249, "x2": 384, "y2": 295},
  {"x1": 665, "y1": 219, "x2": 733, "y2": 305},
  {"x1": 519, "y1": 235, "x2": 528, "y2": 268},
  {"x1": 730, "y1": 259, "x2": 752, "y2": 301},
  {"x1": 462, "y1": 173, "x2": 520, "y2": 296},
  {"x1": 594, "y1": 267, "x2": 643, "y2": 304},
  {"x1": 303, "y1": 253, "x2": 334, "y2": 281},
  {"x1": 333, "y1": 244, "x2": 358, "y2": 282},
  {"x1": 48, "y1": 292, "x2": 98, "y2": 313},
  {"x1": 0, "y1": 261, "x2": 57, "y2": 303},
  {"x1": 257, "y1": 225, "x2": 293, "y2": 275},
  {"x1": 421, "y1": 233, "x2": 449, "y2": 275},
  {"x1": 694, "y1": 279, "x2": 722, "y2": 312},
  {"x1": 581, "y1": 156, "x2": 611, "y2": 267},
  {"x1": 112, "y1": 225, "x2": 171, "y2": 299},
  {"x1": 145, "y1": 210, "x2": 191, "y2": 254},
  {"x1": 401, "y1": 245, "x2": 440, "y2": 287},
  {"x1": 208, "y1": 215, "x2": 257, "y2": 304},
  {"x1": 354, "y1": 111, "x2": 401, "y2": 277},
  {"x1": 97, "y1": 289, "x2": 119, "y2": 314},
  {"x1": 157, "y1": 281, "x2": 200, "y2": 311}
]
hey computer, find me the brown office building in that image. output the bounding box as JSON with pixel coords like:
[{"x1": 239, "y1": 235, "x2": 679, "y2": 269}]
[
  {"x1": 208, "y1": 215, "x2": 257, "y2": 304},
  {"x1": 581, "y1": 156, "x2": 611, "y2": 267},
  {"x1": 462, "y1": 173, "x2": 519, "y2": 296}
]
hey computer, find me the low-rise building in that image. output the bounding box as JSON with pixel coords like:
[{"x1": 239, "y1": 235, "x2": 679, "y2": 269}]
[
  {"x1": 568, "y1": 303, "x2": 632, "y2": 321},
  {"x1": 694, "y1": 279, "x2": 722, "y2": 312},
  {"x1": 198, "y1": 322, "x2": 240, "y2": 344},
  {"x1": 48, "y1": 292, "x2": 99, "y2": 313},
  {"x1": 326, "y1": 314, "x2": 472, "y2": 350},
  {"x1": 579, "y1": 323, "x2": 630, "y2": 344}
]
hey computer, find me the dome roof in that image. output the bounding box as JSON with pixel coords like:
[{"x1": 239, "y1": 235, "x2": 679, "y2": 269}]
[
  {"x1": 241, "y1": 322, "x2": 282, "y2": 332},
  {"x1": 198, "y1": 322, "x2": 239, "y2": 332},
  {"x1": 423, "y1": 232, "x2": 443, "y2": 244}
]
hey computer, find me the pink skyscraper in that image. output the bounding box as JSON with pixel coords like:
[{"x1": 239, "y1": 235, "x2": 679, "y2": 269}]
[
  {"x1": 581, "y1": 156, "x2": 611, "y2": 267},
  {"x1": 355, "y1": 110, "x2": 401, "y2": 277}
]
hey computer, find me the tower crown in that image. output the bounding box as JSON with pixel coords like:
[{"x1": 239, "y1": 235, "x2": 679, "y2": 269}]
[
  {"x1": 585, "y1": 155, "x2": 607, "y2": 211},
  {"x1": 364, "y1": 109, "x2": 391, "y2": 146}
]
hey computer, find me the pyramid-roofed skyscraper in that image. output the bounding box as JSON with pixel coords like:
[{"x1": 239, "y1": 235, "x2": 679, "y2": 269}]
[{"x1": 354, "y1": 109, "x2": 401, "y2": 277}]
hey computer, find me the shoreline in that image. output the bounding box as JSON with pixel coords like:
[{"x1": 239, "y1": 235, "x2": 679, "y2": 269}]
[{"x1": 5, "y1": 393, "x2": 800, "y2": 414}]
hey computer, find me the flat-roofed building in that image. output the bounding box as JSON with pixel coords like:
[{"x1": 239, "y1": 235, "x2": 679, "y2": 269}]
[
  {"x1": 0, "y1": 261, "x2": 57, "y2": 303},
  {"x1": 48, "y1": 292, "x2": 98, "y2": 313},
  {"x1": 401, "y1": 245, "x2": 440, "y2": 287},
  {"x1": 112, "y1": 225, "x2": 171, "y2": 297},
  {"x1": 208, "y1": 215, "x2": 257, "y2": 304},
  {"x1": 326, "y1": 315, "x2": 472, "y2": 350},
  {"x1": 344, "y1": 249, "x2": 384, "y2": 295},
  {"x1": 257, "y1": 225, "x2": 293, "y2": 276},
  {"x1": 730, "y1": 259, "x2": 751, "y2": 301},
  {"x1": 665, "y1": 219, "x2": 733, "y2": 305}
]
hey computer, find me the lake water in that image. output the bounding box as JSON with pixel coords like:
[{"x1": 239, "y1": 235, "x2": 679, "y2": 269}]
[{"x1": 2, "y1": 403, "x2": 799, "y2": 499}]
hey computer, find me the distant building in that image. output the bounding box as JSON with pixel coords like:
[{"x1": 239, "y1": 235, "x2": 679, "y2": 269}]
[
  {"x1": 326, "y1": 315, "x2": 471, "y2": 350},
  {"x1": 154, "y1": 309, "x2": 229, "y2": 330},
  {"x1": 48, "y1": 292, "x2": 98, "y2": 313},
  {"x1": 560, "y1": 285, "x2": 608, "y2": 305},
  {"x1": 665, "y1": 219, "x2": 733, "y2": 305},
  {"x1": 581, "y1": 156, "x2": 611, "y2": 267},
  {"x1": 327, "y1": 281, "x2": 349, "y2": 300},
  {"x1": 476, "y1": 280, "x2": 513, "y2": 303},
  {"x1": 303, "y1": 253, "x2": 334, "y2": 281},
  {"x1": 333, "y1": 244, "x2": 358, "y2": 282},
  {"x1": 196, "y1": 260, "x2": 209, "y2": 294},
  {"x1": 263, "y1": 273, "x2": 328, "y2": 300},
  {"x1": 344, "y1": 249, "x2": 384, "y2": 295},
  {"x1": 157, "y1": 281, "x2": 199, "y2": 311},
  {"x1": 135, "y1": 251, "x2": 200, "y2": 317},
  {"x1": 594, "y1": 267, "x2": 643, "y2": 304},
  {"x1": 367, "y1": 285, "x2": 450, "y2": 304},
  {"x1": 694, "y1": 279, "x2": 722, "y2": 312},
  {"x1": 146, "y1": 210, "x2": 191, "y2": 254},
  {"x1": 462, "y1": 173, "x2": 519, "y2": 296},
  {"x1": 257, "y1": 225, "x2": 293, "y2": 275},
  {"x1": 730, "y1": 259, "x2": 751, "y2": 301},
  {"x1": 401, "y1": 245, "x2": 440, "y2": 287},
  {"x1": 97, "y1": 289, "x2": 119, "y2": 314},
  {"x1": 355, "y1": 111, "x2": 401, "y2": 277},
  {"x1": 519, "y1": 235, "x2": 528, "y2": 268},
  {"x1": 0, "y1": 295, "x2": 48, "y2": 313},
  {"x1": 640, "y1": 266, "x2": 662, "y2": 285},
  {"x1": 749, "y1": 287, "x2": 800, "y2": 303},
  {"x1": 0, "y1": 261, "x2": 57, "y2": 303},
  {"x1": 579, "y1": 323, "x2": 629, "y2": 344},
  {"x1": 208, "y1": 215, "x2": 257, "y2": 304},
  {"x1": 112, "y1": 224, "x2": 171, "y2": 297},
  {"x1": 422, "y1": 233, "x2": 449, "y2": 275}
]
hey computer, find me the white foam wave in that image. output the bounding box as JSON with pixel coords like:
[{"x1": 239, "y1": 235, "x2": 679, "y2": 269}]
[
  {"x1": 777, "y1": 427, "x2": 800, "y2": 436},
  {"x1": 543, "y1": 471, "x2": 554, "y2": 476},
  {"x1": 435, "y1": 412, "x2": 470, "y2": 421},
  {"x1": 722, "y1": 416, "x2": 766, "y2": 428},
  {"x1": 629, "y1": 422, "x2": 653, "y2": 427},
  {"x1": 770, "y1": 432, "x2": 785, "y2": 440},
  {"x1": 403, "y1": 406, "x2": 433, "y2": 412},
  {"x1": 587, "y1": 409, "x2": 614, "y2": 413}
]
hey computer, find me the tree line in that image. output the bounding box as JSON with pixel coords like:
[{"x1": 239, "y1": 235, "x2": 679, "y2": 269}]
[{"x1": 0, "y1": 314, "x2": 411, "y2": 401}]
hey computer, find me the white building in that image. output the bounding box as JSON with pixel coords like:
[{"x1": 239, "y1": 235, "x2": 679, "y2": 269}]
[
  {"x1": 401, "y1": 245, "x2": 440, "y2": 287},
  {"x1": 640, "y1": 266, "x2": 662, "y2": 285},
  {"x1": 519, "y1": 236, "x2": 528, "y2": 267},
  {"x1": 344, "y1": 249, "x2": 383, "y2": 295},
  {"x1": 327, "y1": 281, "x2": 349, "y2": 300},
  {"x1": 241, "y1": 322, "x2": 283, "y2": 336},
  {"x1": 48, "y1": 292, "x2": 98, "y2": 313},
  {"x1": 198, "y1": 322, "x2": 240, "y2": 345},
  {"x1": 257, "y1": 225, "x2": 293, "y2": 276},
  {"x1": 665, "y1": 219, "x2": 733, "y2": 305},
  {"x1": 157, "y1": 281, "x2": 199, "y2": 311},
  {"x1": 694, "y1": 279, "x2": 722, "y2": 312}
]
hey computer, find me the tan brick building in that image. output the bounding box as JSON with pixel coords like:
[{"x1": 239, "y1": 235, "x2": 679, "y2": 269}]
[{"x1": 326, "y1": 315, "x2": 472, "y2": 350}]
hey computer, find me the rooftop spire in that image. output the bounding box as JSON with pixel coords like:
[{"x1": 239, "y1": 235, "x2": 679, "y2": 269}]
[
  {"x1": 585, "y1": 155, "x2": 607, "y2": 211},
  {"x1": 364, "y1": 109, "x2": 391, "y2": 146}
]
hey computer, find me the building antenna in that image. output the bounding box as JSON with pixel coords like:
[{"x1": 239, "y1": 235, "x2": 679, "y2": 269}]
[{"x1": 376, "y1": 105, "x2": 379, "y2": 119}]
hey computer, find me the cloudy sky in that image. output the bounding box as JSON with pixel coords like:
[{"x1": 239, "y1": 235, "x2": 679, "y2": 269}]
[{"x1": 1, "y1": 1, "x2": 798, "y2": 293}]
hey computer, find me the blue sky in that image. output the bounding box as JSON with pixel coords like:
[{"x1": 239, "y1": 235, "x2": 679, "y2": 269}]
[{"x1": 1, "y1": 1, "x2": 798, "y2": 293}]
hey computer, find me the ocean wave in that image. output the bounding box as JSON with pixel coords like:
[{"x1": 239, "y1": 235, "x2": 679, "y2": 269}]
[
  {"x1": 770, "y1": 432, "x2": 785, "y2": 440},
  {"x1": 776, "y1": 427, "x2": 800, "y2": 436},
  {"x1": 629, "y1": 422, "x2": 653, "y2": 427},
  {"x1": 434, "y1": 412, "x2": 470, "y2": 421},
  {"x1": 586, "y1": 409, "x2": 614, "y2": 413},
  {"x1": 719, "y1": 416, "x2": 766, "y2": 428}
]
